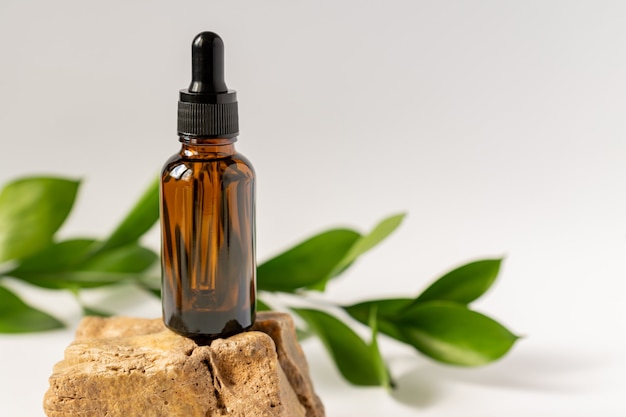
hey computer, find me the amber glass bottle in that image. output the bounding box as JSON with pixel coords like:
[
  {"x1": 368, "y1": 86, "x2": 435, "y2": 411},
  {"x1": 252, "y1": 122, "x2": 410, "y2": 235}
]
[{"x1": 160, "y1": 32, "x2": 256, "y2": 341}]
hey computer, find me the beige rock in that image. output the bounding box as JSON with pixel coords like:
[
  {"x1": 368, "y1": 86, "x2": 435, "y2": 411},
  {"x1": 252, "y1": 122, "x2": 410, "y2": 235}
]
[
  {"x1": 44, "y1": 312, "x2": 325, "y2": 417},
  {"x1": 252, "y1": 312, "x2": 325, "y2": 416}
]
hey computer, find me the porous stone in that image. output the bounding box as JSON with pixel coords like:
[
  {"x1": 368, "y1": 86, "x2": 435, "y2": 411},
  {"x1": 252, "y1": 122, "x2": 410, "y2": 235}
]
[{"x1": 44, "y1": 312, "x2": 325, "y2": 417}]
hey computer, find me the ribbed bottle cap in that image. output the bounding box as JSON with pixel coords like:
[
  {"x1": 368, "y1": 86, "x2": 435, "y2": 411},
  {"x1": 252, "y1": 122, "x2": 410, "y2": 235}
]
[{"x1": 177, "y1": 32, "x2": 239, "y2": 138}]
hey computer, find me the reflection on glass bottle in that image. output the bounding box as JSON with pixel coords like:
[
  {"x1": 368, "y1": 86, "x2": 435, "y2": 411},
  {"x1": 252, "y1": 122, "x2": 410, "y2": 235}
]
[{"x1": 161, "y1": 139, "x2": 255, "y2": 340}]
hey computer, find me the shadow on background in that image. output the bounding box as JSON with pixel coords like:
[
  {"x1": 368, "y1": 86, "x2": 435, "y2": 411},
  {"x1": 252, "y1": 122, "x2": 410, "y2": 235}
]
[{"x1": 388, "y1": 346, "x2": 611, "y2": 409}]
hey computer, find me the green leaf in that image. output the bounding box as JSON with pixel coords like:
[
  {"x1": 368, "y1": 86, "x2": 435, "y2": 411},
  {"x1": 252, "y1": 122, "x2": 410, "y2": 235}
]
[
  {"x1": 257, "y1": 298, "x2": 271, "y2": 312},
  {"x1": 413, "y1": 259, "x2": 503, "y2": 306},
  {"x1": 258, "y1": 214, "x2": 404, "y2": 292},
  {"x1": 68, "y1": 289, "x2": 113, "y2": 317},
  {"x1": 144, "y1": 287, "x2": 161, "y2": 298},
  {"x1": 9, "y1": 239, "x2": 96, "y2": 276},
  {"x1": 296, "y1": 327, "x2": 313, "y2": 341},
  {"x1": 11, "y1": 243, "x2": 157, "y2": 289},
  {"x1": 137, "y1": 274, "x2": 161, "y2": 298},
  {"x1": 396, "y1": 301, "x2": 519, "y2": 366},
  {"x1": 0, "y1": 177, "x2": 80, "y2": 263},
  {"x1": 347, "y1": 298, "x2": 519, "y2": 366},
  {"x1": 0, "y1": 285, "x2": 64, "y2": 333},
  {"x1": 344, "y1": 298, "x2": 413, "y2": 342},
  {"x1": 333, "y1": 213, "x2": 406, "y2": 275},
  {"x1": 293, "y1": 307, "x2": 388, "y2": 386},
  {"x1": 257, "y1": 229, "x2": 361, "y2": 292},
  {"x1": 81, "y1": 305, "x2": 112, "y2": 317},
  {"x1": 97, "y1": 177, "x2": 159, "y2": 252},
  {"x1": 78, "y1": 244, "x2": 157, "y2": 273},
  {"x1": 14, "y1": 271, "x2": 148, "y2": 289},
  {"x1": 368, "y1": 306, "x2": 394, "y2": 389}
]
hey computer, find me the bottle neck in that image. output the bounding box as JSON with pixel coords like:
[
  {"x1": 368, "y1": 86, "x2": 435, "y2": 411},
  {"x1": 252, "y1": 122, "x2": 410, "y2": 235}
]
[{"x1": 179, "y1": 137, "x2": 237, "y2": 159}]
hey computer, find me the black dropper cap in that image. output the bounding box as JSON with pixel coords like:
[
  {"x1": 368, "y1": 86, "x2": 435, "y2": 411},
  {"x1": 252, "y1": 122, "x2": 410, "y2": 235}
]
[{"x1": 177, "y1": 32, "x2": 239, "y2": 138}]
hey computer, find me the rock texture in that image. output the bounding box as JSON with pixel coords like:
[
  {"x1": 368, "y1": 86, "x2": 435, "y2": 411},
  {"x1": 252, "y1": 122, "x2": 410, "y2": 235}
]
[{"x1": 44, "y1": 312, "x2": 324, "y2": 417}]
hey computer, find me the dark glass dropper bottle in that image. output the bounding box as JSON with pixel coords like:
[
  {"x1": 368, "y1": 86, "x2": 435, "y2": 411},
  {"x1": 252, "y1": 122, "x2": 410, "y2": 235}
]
[{"x1": 160, "y1": 32, "x2": 256, "y2": 342}]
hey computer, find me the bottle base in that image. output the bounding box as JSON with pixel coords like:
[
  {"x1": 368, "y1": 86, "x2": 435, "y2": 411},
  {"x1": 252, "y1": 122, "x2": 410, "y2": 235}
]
[{"x1": 163, "y1": 312, "x2": 255, "y2": 344}]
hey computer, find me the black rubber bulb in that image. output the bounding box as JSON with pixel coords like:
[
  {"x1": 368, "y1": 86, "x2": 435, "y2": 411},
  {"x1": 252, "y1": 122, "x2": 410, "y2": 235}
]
[
  {"x1": 189, "y1": 32, "x2": 228, "y2": 94},
  {"x1": 177, "y1": 31, "x2": 238, "y2": 138}
]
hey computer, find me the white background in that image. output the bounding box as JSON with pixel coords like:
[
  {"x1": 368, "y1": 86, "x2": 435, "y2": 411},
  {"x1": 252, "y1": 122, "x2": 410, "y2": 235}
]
[{"x1": 1, "y1": 1, "x2": 625, "y2": 415}]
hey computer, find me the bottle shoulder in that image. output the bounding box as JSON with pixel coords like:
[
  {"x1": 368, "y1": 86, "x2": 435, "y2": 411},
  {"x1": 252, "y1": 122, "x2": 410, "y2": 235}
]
[
  {"x1": 162, "y1": 151, "x2": 255, "y2": 181},
  {"x1": 232, "y1": 152, "x2": 255, "y2": 174}
]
